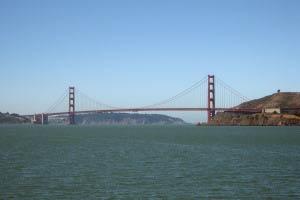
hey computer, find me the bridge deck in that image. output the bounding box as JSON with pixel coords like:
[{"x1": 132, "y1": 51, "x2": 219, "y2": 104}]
[{"x1": 26, "y1": 107, "x2": 262, "y2": 117}]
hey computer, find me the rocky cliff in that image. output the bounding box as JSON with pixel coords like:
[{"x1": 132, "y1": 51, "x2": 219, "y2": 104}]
[
  {"x1": 209, "y1": 112, "x2": 300, "y2": 126},
  {"x1": 209, "y1": 92, "x2": 300, "y2": 126}
]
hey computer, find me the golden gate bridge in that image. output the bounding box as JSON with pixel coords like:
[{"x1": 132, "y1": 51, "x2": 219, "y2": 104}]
[{"x1": 28, "y1": 75, "x2": 262, "y2": 125}]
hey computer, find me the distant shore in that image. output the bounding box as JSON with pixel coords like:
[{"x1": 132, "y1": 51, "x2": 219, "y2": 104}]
[{"x1": 0, "y1": 112, "x2": 30, "y2": 125}]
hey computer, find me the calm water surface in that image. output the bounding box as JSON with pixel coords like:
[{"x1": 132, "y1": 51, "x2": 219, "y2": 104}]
[{"x1": 0, "y1": 126, "x2": 300, "y2": 199}]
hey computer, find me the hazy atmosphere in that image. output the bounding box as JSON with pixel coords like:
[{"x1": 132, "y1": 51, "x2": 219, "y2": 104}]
[{"x1": 1, "y1": 0, "x2": 300, "y2": 122}]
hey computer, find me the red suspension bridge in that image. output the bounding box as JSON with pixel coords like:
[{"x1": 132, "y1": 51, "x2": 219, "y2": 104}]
[{"x1": 29, "y1": 75, "x2": 262, "y2": 125}]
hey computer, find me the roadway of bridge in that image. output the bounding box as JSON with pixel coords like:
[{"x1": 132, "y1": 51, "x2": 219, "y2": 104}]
[{"x1": 29, "y1": 107, "x2": 262, "y2": 117}]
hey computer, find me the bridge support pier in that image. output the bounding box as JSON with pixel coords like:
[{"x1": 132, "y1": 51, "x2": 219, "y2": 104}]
[
  {"x1": 31, "y1": 114, "x2": 48, "y2": 125},
  {"x1": 68, "y1": 87, "x2": 75, "y2": 125},
  {"x1": 42, "y1": 114, "x2": 48, "y2": 125},
  {"x1": 207, "y1": 75, "x2": 216, "y2": 123}
]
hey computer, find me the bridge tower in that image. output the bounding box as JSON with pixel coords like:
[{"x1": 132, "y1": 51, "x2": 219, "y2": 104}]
[
  {"x1": 207, "y1": 75, "x2": 215, "y2": 123},
  {"x1": 68, "y1": 87, "x2": 75, "y2": 125}
]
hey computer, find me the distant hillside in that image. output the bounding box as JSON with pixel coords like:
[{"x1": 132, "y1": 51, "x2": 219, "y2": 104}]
[
  {"x1": 237, "y1": 92, "x2": 300, "y2": 109},
  {"x1": 0, "y1": 112, "x2": 30, "y2": 124},
  {"x1": 50, "y1": 113, "x2": 188, "y2": 125}
]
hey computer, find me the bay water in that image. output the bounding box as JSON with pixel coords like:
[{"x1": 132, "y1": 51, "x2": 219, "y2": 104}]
[{"x1": 0, "y1": 126, "x2": 300, "y2": 199}]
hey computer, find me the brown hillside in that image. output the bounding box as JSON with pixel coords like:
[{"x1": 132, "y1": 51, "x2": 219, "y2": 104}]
[{"x1": 236, "y1": 92, "x2": 300, "y2": 109}]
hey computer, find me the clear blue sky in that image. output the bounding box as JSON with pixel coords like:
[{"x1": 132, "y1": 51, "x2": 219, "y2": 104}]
[{"x1": 1, "y1": 0, "x2": 300, "y2": 122}]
